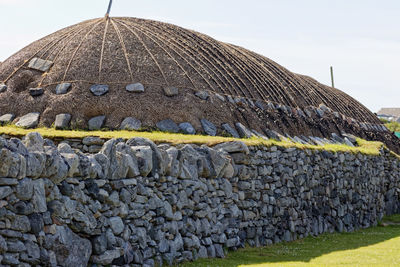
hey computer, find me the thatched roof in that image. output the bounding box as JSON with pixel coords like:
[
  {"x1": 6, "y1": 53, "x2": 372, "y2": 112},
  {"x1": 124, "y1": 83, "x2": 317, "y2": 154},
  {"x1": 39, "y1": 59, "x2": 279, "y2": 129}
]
[{"x1": 0, "y1": 17, "x2": 393, "y2": 146}]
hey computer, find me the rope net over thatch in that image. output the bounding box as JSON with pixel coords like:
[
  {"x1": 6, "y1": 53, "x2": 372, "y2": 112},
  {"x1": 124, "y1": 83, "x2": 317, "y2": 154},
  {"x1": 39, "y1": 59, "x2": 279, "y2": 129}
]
[{"x1": 0, "y1": 16, "x2": 391, "y2": 146}]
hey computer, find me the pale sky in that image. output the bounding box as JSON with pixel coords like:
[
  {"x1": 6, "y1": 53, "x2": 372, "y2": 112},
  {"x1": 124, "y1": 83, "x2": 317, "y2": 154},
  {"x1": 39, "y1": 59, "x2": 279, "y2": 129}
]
[{"x1": 1, "y1": 0, "x2": 399, "y2": 112}]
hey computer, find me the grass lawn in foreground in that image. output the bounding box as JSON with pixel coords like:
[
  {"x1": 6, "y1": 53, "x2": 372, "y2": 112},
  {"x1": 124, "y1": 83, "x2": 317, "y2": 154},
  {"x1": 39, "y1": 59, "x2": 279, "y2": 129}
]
[{"x1": 181, "y1": 215, "x2": 400, "y2": 267}]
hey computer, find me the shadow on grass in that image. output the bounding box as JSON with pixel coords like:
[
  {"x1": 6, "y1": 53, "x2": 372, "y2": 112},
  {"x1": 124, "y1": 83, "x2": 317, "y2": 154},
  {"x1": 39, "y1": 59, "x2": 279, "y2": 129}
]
[{"x1": 181, "y1": 217, "x2": 400, "y2": 267}]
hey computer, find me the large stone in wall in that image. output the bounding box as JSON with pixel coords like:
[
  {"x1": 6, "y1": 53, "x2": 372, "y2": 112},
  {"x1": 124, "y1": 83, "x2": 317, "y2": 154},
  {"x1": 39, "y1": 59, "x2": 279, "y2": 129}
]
[
  {"x1": 0, "y1": 148, "x2": 13, "y2": 177},
  {"x1": 59, "y1": 143, "x2": 80, "y2": 177},
  {"x1": 31, "y1": 179, "x2": 47, "y2": 213},
  {"x1": 8, "y1": 137, "x2": 28, "y2": 155},
  {"x1": 156, "y1": 144, "x2": 171, "y2": 176},
  {"x1": 0, "y1": 148, "x2": 26, "y2": 179},
  {"x1": 93, "y1": 153, "x2": 110, "y2": 179},
  {"x1": 213, "y1": 141, "x2": 249, "y2": 154},
  {"x1": 44, "y1": 225, "x2": 92, "y2": 267},
  {"x1": 165, "y1": 146, "x2": 180, "y2": 177},
  {"x1": 42, "y1": 147, "x2": 69, "y2": 184},
  {"x1": 115, "y1": 143, "x2": 140, "y2": 178},
  {"x1": 0, "y1": 185, "x2": 13, "y2": 199},
  {"x1": 10, "y1": 215, "x2": 31, "y2": 232},
  {"x1": 196, "y1": 145, "x2": 233, "y2": 178},
  {"x1": 25, "y1": 152, "x2": 46, "y2": 178},
  {"x1": 130, "y1": 145, "x2": 153, "y2": 177},
  {"x1": 0, "y1": 148, "x2": 12, "y2": 177},
  {"x1": 99, "y1": 139, "x2": 140, "y2": 179},
  {"x1": 16, "y1": 178, "x2": 34, "y2": 200},
  {"x1": 88, "y1": 154, "x2": 104, "y2": 178},
  {"x1": 178, "y1": 144, "x2": 202, "y2": 180},
  {"x1": 127, "y1": 137, "x2": 164, "y2": 176},
  {"x1": 23, "y1": 132, "x2": 45, "y2": 152}
]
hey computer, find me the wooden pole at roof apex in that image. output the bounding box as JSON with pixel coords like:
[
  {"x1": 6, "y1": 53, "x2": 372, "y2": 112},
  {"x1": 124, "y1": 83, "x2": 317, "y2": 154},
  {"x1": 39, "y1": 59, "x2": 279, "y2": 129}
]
[{"x1": 105, "y1": 0, "x2": 113, "y2": 18}]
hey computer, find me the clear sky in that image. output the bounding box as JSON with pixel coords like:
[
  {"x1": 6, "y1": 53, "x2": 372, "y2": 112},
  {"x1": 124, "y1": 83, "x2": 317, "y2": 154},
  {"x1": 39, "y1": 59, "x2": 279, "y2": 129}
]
[{"x1": 1, "y1": 0, "x2": 399, "y2": 112}]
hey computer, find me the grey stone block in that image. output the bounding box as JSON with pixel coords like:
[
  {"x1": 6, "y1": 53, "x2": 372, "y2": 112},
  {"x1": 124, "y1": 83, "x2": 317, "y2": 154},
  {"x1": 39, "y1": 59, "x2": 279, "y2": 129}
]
[
  {"x1": 179, "y1": 122, "x2": 196, "y2": 135},
  {"x1": 120, "y1": 117, "x2": 141, "y2": 131},
  {"x1": 0, "y1": 113, "x2": 15, "y2": 124},
  {"x1": 88, "y1": 116, "x2": 106, "y2": 130},
  {"x1": 90, "y1": 84, "x2": 109, "y2": 96},
  {"x1": 55, "y1": 83, "x2": 71, "y2": 94},
  {"x1": 195, "y1": 90, "x2": 209, "y2": 100},
  {"x1": 29, "y1": 88, "x2": 43, "y2": 97},
  {"x1": 126, "y1": 83, "x2": 145, "y2": 93},
  {"x1": 55, "y1": 114, "x2": 71, "y2": 129},
  {"x1": 221, "y1": 123, "x2": 239, "y2": 138},
  {"x1": 16, "y1": 113, "x2": 40, "y2": 128},
  {"x1": 163, "y1": 87, "x2": 179, "y2": 97},
  {"x1": 28, "y1": 58, "x2": 53, "y2": 72},
  {"x1": 200, "y1": 119, "x2": 217, "y2": 136},
  {"x1": 0, "y1": 84, "x2": 7, "y2": 93},
  {"x1": 235, "y1": 122, "x2": 253, "y2": 138},
  {"x1": 156, "y1": 119, "x2": 179, "y2": 133}
]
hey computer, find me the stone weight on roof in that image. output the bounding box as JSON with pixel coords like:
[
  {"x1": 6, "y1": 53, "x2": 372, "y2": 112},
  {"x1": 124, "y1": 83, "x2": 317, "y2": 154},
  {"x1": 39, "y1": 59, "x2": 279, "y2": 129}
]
[
  {"x1": 56, "y1": 83, "x2": 71, "y2": 95},
  {"x1": 15, "y1": 113, "x2": 40, "y2": 129},
  {"x1": 55, "y1": 114, "x2": 72, "y2": 129},
  {"x1": 90, "y1": 85, "x2": 109, "y2": 96},
  {"x1": 120, "y1": 117, "x2": 141, "y2": 131},
  {"x1": 126, "y1": 83, "x2": 145, "y2": 93},
  {"x1": 28, "y1": 58, "x2": 53, "y2": 72},
  {"x1": 89, "y1": 116, "x2": 106, "y2": 130}
]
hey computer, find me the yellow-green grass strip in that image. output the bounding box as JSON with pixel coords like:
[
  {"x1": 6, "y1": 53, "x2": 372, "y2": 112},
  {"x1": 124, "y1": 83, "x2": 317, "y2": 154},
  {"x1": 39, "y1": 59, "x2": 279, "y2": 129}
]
[{"x1": 0, "y1": 125, "x2": 391, "y2": 156}]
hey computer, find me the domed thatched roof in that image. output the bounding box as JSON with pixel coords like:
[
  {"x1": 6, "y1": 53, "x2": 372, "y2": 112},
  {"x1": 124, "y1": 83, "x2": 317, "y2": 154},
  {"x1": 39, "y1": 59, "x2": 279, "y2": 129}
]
[{"x1": 0, "y1": 16, "x2": 397, "y2": 149}]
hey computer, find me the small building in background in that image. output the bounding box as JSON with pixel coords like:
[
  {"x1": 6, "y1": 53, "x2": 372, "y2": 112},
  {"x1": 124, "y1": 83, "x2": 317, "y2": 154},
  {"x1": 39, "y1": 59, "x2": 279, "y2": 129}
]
[{"x1": 377, "y1": 108, "x2": 400, "y2": 122}]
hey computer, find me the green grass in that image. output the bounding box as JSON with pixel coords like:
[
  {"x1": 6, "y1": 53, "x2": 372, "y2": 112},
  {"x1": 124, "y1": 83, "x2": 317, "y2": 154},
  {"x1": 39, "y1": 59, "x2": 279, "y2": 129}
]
[
  {"x1": 0, "y1": 125, "x2": 387, "y2": 156},
  {"x1": 380, "y1": 119, "x2": 400, "y2": 133},
  {"x1": 181, "y1": 215, "x2": 400, "y2": 267},
  {"x1": 380, "y1": 214, "x2": 400, "y2": 225}
]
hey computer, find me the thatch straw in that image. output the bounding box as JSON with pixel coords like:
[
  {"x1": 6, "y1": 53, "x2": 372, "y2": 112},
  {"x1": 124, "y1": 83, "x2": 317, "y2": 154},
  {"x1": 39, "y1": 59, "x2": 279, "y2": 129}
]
[{"x1": 0, "y1": 17, "x2": 384, "y2": 139}]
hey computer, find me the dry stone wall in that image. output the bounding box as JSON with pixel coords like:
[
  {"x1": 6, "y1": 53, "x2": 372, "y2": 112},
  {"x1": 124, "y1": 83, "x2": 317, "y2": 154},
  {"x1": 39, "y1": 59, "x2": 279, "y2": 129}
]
[{"x1": 0, "y1": 133, "x2": 399, "y2": 266}]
